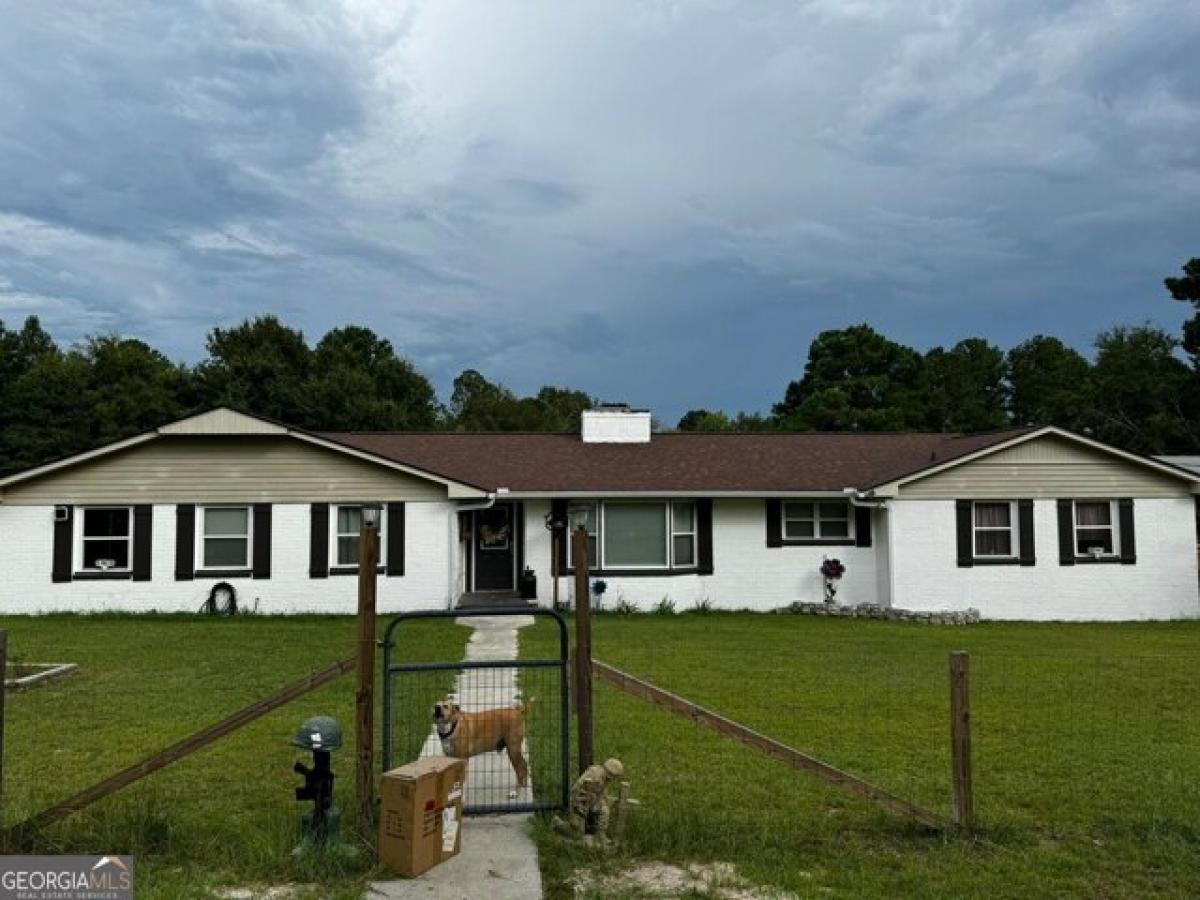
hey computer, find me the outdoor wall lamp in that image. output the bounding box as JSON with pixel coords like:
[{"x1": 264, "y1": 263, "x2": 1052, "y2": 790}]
[
  {"x1": 568, "y1": 504, "x2": 591, "y2": 530},
  {"x1": 361, "y1": 504, "x2": 382, "y2": 528}
]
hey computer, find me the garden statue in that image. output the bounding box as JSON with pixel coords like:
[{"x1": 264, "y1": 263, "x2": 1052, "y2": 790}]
[{"x1": 554, "y1": 757, "x2": 634, "y2": 843}]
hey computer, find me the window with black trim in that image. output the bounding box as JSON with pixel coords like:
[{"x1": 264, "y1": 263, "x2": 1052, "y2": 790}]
[
  {"x1": 568, "y1": 500, "x2": 697, "y2": 571},
  {"x1": 1074, "y1": 500, "x2": 1119, "y2": 558},
  {"x1": 782, "y1": 501, "x2": 852, "y2": 542},
  {"x1": 973, "y1": 501, "x2": 1017, "y2": 558},
  {"x1": 332, "y1": 504, "x2": 387, "y2": 569},
  {"x1": 78, "y1": 507, "x2": 132, "y2": 572},
  {"x1": 198, "y1": 506, "x2": 252, "y2": 571}
]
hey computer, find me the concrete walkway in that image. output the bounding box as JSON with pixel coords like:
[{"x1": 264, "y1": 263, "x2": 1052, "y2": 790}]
[{"x1": 368, "y1": 615, "x2": 543, "y2": 900}]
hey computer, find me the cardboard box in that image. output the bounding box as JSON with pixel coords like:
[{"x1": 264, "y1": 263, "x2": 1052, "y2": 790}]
[{"x1": 378, "y1": 756, "x2": 466, "y2": 878}]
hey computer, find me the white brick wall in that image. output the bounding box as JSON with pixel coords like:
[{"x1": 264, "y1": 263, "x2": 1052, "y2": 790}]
[
  {"x1": 5, "y1": 496, "x2": 1194, "y2": 620},
  {"x1": 888, "y1": 498, "x2": 1200, "y2": 620},
  {"x1": 0, "y1": 502, "x2": 457, "y2": 614},
  {"x1": 522, "y1": 499, "x2": 879, "y2": 612}
]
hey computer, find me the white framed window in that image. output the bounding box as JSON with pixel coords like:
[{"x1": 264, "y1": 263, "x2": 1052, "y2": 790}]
[
  {"x1": 782, "y1": 501, "x2": 852, "y2": 541},
  {"x1": 671, "y1": 501, "x2": 697, "y2": 568},
  {"x1": 973, "y1": 501, "x2": 1017, "y2": 558},
  {"x1": 1074, "y1": 500, "x2": 1119, "y2": 558},
  {"x1": 332, "y1": 504, "x2": 387, "y2": 569},
  {"x1": 198, "y1": 506, "x2": 252, "y2": 570},
  {"x1": 77, "y1": 506, "x2": 133, "y2": 572},
  {"x1": 568, "y1": 500, "x2": 697, "y2": 570},
  {"x1": 603, "y1": 501, "x2": 669, "y2": 569},
  {"x1": 566, "y1": 503, "x2": 600, "y2": 568}
]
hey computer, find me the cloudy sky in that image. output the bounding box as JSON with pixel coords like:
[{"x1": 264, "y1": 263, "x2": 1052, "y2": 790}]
[{"x1": 1, "y1": 1, "x2": 1197, "y2": 421}]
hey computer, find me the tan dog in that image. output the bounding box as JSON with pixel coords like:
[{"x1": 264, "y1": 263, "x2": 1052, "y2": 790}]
[{"x1": 433, "y1": 698, "x2": 532, "y2": 790}]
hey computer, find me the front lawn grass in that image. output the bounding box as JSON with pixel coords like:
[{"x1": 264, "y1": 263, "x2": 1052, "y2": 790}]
[
  {"x1": 0, "y1": 612, "x2": 470, "y2": 899},
  {"x1": 526, "y1": 612, "x2": 1200, "y2": 899}
]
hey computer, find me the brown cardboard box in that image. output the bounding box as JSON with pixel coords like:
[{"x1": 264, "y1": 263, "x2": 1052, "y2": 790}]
[{"x1": 378, "y1": 756, "x2": 466, "y2": 878}]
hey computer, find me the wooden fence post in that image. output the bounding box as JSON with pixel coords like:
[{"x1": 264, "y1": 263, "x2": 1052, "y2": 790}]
[
  {"x1": 355, "y1": 518, "x2": 380, "y2": 840},
  {"x1": 573, "y1": 526, "x2": 594, "y2": 774},
  {"x1": 949, "y1": 650, "x2": 974, "y2": 828}
]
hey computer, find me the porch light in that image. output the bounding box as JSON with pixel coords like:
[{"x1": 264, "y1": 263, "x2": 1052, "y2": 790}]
[
  {"x1": 568, "y1": 503, "x2": 591, "y2": 530},
  {"x1": 361, "y1": 504, "x2": 382, "y2": 528}
]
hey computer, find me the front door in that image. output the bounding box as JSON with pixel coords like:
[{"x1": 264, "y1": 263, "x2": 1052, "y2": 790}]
[{"x1": 474, "y1": 504, "x2": 515, "y2": 591}]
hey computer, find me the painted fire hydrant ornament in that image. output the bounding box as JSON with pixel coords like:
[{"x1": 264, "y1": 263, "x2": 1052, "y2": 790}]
[{"x1": 554, "y1": 757, "x2": 638, "y2": 844}]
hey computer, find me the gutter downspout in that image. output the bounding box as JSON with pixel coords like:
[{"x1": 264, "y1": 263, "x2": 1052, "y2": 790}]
[{"x1": 451, "y1": 491, "x2": 502, "y2": 605}]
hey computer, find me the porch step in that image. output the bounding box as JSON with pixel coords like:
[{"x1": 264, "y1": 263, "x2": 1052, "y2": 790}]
[{"x1": 457, "y1": 591, "x2": 535, "y2": 610}]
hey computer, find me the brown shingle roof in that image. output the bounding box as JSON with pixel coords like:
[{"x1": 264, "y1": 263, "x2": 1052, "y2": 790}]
[{"x1": 317, "y1": 427, "x2": 1039, "y2": 493}]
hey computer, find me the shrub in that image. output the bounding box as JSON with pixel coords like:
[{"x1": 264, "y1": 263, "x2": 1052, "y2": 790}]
[{"x1": 654, "y1": 596, "x2": 677, "y2": 616}]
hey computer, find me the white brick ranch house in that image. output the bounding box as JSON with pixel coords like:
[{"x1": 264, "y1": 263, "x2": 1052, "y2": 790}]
[{"x1": 0, "y1": 406, "x2": 1197, "y2": 621}]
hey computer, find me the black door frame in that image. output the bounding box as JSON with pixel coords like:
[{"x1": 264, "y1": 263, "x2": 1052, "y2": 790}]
[{"x1": 471, "y1": 501, "x2": 521, "y2": 592}]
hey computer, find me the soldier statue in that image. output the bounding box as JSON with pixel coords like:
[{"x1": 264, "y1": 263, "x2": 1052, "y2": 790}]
[{"x1": 555, "y1": 757, "x2": 626, "y2": 842}]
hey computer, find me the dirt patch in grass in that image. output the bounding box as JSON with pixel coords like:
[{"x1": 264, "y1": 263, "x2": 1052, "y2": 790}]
[{"x1": 571, "y1": 861, "x2": 797, "y2": 900}]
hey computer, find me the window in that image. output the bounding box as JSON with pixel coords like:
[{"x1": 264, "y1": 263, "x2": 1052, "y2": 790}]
[
  {"x1": 604, "y1": 502, "x2": 668, "y2": 568},
  {"x1": 568, "y1": 500, "x2": 697, "y2": 570},
  {"x1": 79, "y1": 507, "x2": 132, "y2": 571},
  {"x1": 333, "y1": 505, "x2": 386, "y2": 569},
  {"x1": 199, "y1": 506, "x2": 252, "y2": 570},
  {"x1": 566, "y1": 503, "x2": 599, "y2": 568},
  {"x1": 1074, "y1": 500, "x2": 1118, "y2": 558},
  {"x1": 973, "y1": 501, "x2": 1016, "y2": 558},
  {"x1": 782, "y1": 501, "x2": 852, "y2": 541},
  {"x1": 671, "y1": 502, "x2": 697, "y2": 568}
]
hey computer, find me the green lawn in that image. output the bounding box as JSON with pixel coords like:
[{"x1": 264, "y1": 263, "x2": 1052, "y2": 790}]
[
  {"x1": 526, "y1": 612, "x2": 1200, "y2": 899},
  {"x1": 0, "y1": 612, "x2": 470, "y2": 899}
]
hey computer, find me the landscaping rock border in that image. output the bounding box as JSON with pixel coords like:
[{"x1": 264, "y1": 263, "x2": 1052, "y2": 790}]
[{"x1": 780, "y1": 602, "x2": 980, "y2": 625}]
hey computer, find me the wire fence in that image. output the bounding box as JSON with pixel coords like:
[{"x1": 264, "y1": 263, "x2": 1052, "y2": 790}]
[{"x1": 384, "y1": 610, "x2": 569, "y2": 815}]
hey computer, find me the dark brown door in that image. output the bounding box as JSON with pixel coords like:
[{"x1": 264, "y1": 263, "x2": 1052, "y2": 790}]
[{"x1": 475, "y1": 504, "x2": 515, "y2": 590}]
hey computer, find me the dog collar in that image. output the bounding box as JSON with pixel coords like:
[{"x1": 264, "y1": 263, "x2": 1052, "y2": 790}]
[{"x1": 438, "y1": 719, "x2": 458, "y2": 740}]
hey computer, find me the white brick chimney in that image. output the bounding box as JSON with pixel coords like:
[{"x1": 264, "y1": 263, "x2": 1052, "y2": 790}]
[{"x1": 581, "y1": 404, "x2": 652, "y2": 443}]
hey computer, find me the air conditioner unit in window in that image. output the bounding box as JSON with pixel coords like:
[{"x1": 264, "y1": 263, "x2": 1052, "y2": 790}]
[
  {"x1": 54, "y1": 506, "x2": 69, "y2": 522},
  {"x1": 1088, "y1": 546, "x2": 1105, "y2": 559}
]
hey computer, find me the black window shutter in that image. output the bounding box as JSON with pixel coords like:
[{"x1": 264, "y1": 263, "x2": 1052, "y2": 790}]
[
  {"x1": 551, "y1": 499, "x2": 568, "y2": 573},
  {"x1": 310, "y1": 503, "x2": 329, "y2": 578},
  {"x1": 52, "y1": 506, "x2": 73, "y2": 583},
  {"x1": 387, "y1": 502, "x2": 406, "y2": 576},
  {"x1": 132, "y1": 505, "x2": 153, "y2": 581},
  {"x1": 697, "y1": 499, "x2": 714, "y2": 574},
  {"x1": 765, "y1": 499, "x2": 783, "y2": 547},
  {"x1": 1057, "y1": 499, "x2": 1075, "y2": 566},
  {"x1": 955, "y1": 500, "x2": 973, "y2": 567},
  {"x1": 854, "y1": 506, "x2": 872, "y2": 548},
  {"x1": 252, "y1": 504, "x2": 272, "y2": 579},
  {"x1": 175, "y1": 504, "x2": 195, "y2": 581},
  {"x1": 1118, "y1": 498, "x2": 1136, "y2": 565},
  {"x1": 1018, "y1": 499, "x2": 1035, "y2": 566}
]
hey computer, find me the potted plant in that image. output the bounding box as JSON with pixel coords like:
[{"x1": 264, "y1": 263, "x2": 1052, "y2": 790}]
[{"x1": 820, "y1": 557, "x2": 845, "y2": 604}]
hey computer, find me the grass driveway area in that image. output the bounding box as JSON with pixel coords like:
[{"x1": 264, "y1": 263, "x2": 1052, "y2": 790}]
[
  {"x1": 0, "y1": 613, "x2": 469, "y2": 900},
  {"x1": 527, "y1": 612, "x2": 1200, "y2": 899}
]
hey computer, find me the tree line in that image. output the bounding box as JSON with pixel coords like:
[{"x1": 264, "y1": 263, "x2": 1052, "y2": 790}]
[{"x1": 1, "y1": 257, "x2": 1198, "y2": 475}]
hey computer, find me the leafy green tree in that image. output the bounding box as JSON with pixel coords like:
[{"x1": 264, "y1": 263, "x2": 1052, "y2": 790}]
[
  {"x1": 195, "y1": 316, "x2": 312, "y2": 423},
  {"x1": 0, "y1": 349, "x2": 92, "y2": 474},
  {"x1": 1164, "y1": 257, "x2": 1200, "y2": 364},
  {"x1": 307, "y1": 326, "x2": 439, "y2": 430},
  {"x1": 773, "y1": 324, "x2": 925, "y2": 431},
  {"x1": 81, "y1": 336, "x2": 191, "y2": 444},
  {"x1": 676, "y1": 409, "x2": 735, "y2": 431},
  {"x1": 532, "y1": 386, "x2": 594, "y2": 432},
  {"x1": 921, "y1": 338, "x2": 1008, "y2": 432},
  {"x1": 0, "y1": 316, "x2": 55, "y2": 383},
  {"x1": 1004, "y1": 336, "x2": 1093, "y2": 431},
  {"x1": 1089, "y1": 325, "x2": 1198, "y2": 453}
]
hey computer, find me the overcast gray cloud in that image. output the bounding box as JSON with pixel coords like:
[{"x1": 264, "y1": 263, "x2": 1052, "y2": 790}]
[{"x1": 0, "y1": 0, "x2": 1197, "y2": 420}]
